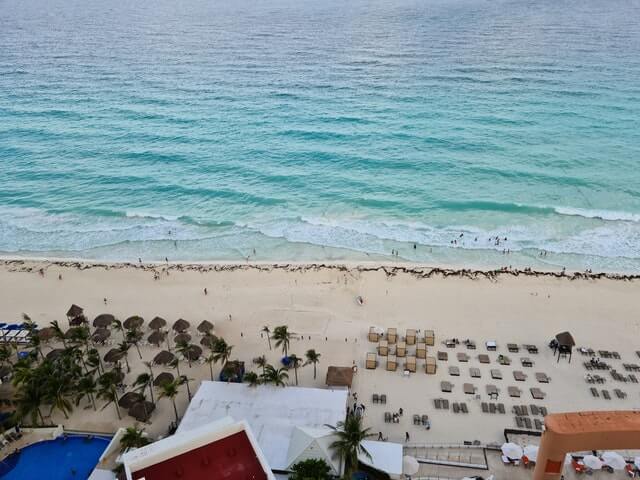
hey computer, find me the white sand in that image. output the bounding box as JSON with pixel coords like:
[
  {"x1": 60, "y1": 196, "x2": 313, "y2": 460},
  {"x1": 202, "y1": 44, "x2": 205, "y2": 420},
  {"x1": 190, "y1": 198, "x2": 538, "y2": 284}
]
[{"x1": 1, "y1": 259, "x2": 639, "y2": 445}]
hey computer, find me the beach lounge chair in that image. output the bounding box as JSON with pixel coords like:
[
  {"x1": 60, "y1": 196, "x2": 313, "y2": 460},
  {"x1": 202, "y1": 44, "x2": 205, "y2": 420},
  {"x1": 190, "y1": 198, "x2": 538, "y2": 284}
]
[
  {"x1": 486, "y1": 340, "x2": 497, "y2": 351},
  {"x1": 498, "y1": 403, "x2": 505, "y2": 414},
  {"x1": 525, "y1": 344, "x2": 539, "y2": 354},
  {"x1": 478, "y1": 354, "x2": 490, "y2": 364},
  {"x1": 534, "y1": 419, "x2": 544, "y2": 430},
  {"x1": 498, "y1": 355, "x2": 511, "y2": 365},
  {"x1": 463, "y1": 383, "x2": 475, "y2": 394},
  {"x1": 378, "y1": 340, "x2": 389, "y2": 356},
  {"x1": 405, "y1": 355, "x2": 416, "y2": 373},
  {"x1": 413, "y1": 414, "x2": 421, "y2": 425},
  {"x1": 425, "y1": 356, "x2": 436, "y2": 374},
  {"x1": 516, "y1": 417, "x2": 524, "y2": 428},
  {"x1": 406, "y1": 329, "x2": 416, "y2": 345},
  {"x1": 434, "y1": 398, "x2": 441, "y2": 409},
  {"x1": 457, "y1": 352, "x2": 469, "y2": 362},
  {"x1": 489, "y1": 403, "x2": 497, "y2": 414},
  {"x1": 508, "y1": 343, "x2": 519, "y2": 353},
  {"x1": 425, "y1": 329, "x2": 435, "y2": 346},
  {"x1": 524, "y1": 417, "x2": 533, "y2": 429},
  {"x1": 453, "y1": 403, "x2": 460, "y2": 413},
  {"x1": 448, "y1": 365, "x2": 460, "y2": 376},
  {"x1": 521, "y1": 357, "x2": 533, "y2": 367},
  {"x1": 470, "y1": 367, "x2": 481, "y2": 378},
  {"x1": 513, "y1": 371, "x2": 527, "y2": 382},
  {"x1": 614, "y1": 388, "x2": 627, "y2": 399},
  {"x1": 486, "y1": 384, "x2": 498, "y2": 399},
  {"x1": 437, "y1": 351, "x2": 448, "y2": 361},
  {"x1": 384, "y1": 412, "x2": 392, "y2": 423},
  {"x1": 366, "y1": 353, "x2": 377, "y2": 369},
  {"x1": 441, "y1": 381, "x2": 453, "y2": 393},
  {"x1": 530, "y1": 404, "x2": 539, "y2": 415},
  {"x1": 602, "y1": 389, "x2": 611, "y2": 400},
  {"x1": 521, "y1": 405, "x2": 530, "y2": 415},
  {"x1": 387, "y1": 328, "x2": 397, "y2": 344},
  {"x1": 465, "y1": 340, "x2": 476, "y2": 350},
  {"x1": 396, "y1": 341, "x2": 407, "y2": 357},
  {"x1": 508, "y1": 386, "x2": 521, "y2": 398},
  {"x1": 416, "y1": 342, "x2": 427, "y2": 359},
  {"x1": 535, "y1": 372, "x2": 549, "y2": 383},
  {"x1": 530, "y1": 388, "x2": 545, "y2": 400},
  {"x1": 491, "y1": 369, "x2": 502, "y2": 380},
  {"x1": 590, "y1": 387, "x2": 599, "y2": 397},
  {"x1": 539, "y1": 406, "x2": 548, "y2": 416},
  {"x1": 481, "y1": 402, "x2": 489, "y2": 413},
  {"x1": 442, "y1": 399, "x2": 449, "y2": 409},
  {"x1": 386, "y1": 355, "x2": 397, "y2": 372},
  {"x1": 460, "y1": 402, "x2": 468, "y2": 413},
  {"x1": 368, "y1": 327, "x2": 380, "y2": 343},
  {"x1": 380, "y1": 394, "x2": 387, "y2": 404},
  {"x1": 372, "y1": 393, "x2": 379, "y2": 404}
]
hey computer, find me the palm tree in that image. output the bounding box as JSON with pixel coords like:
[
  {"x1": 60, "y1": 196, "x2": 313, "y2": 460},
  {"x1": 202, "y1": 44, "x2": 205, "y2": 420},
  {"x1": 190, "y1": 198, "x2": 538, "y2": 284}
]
[
  {"x1": 204, "y1": 353, "x2": 216, "y2": 381},
  {"x1": 15, "y1": 381, "x2": 45, "y2": 425},
  {"x1": 45, "y1": 378, "x2": 73, "y2": 419},
  {"x1": 76, "y1": 375, "x2": 97, "y2": 410},
  {"x1": 261, "y1": 364, "x2": 288, "y2": 387},
  {"x1": 178, "y1": 375, "x2": 193, "y2": 401},
  {"x1": 158, "y1": 379, "x2": 181, "y2": 423},
  {"x1": 243, "y1": 371, "x2": 260, "y2": 387},
  {"x1": 175, "y1": 340, "x2": 197, "y2": 368},
  {"x1": 289, "y1": 354, "x2": 302, "y2": 386},
  {"x1": 304, "y1": 349, "x2": 321, "y2": 380},
  {"x1": 126, "y1": 328, "x2": 143, "y2": 359},
  {"x1": 98, "y1": 371, "x2": 121, "y2": 420},
  {"x1": 111, "y1": 319, "x2": 126, "y2": 343},
  {"x1": 50, "y1": 320, "x2": 67, "y2": 348},
  {"x1": 28, "y1": 333, "x2": 44, "y2": 361},
  {"x1": 0, "y1": 345, "x2": 12, "y2": 366},
  {"x1": 116, "y1": 341, "x2": 131, "y2": 373},
  {"x1": 133, "y1": 373, "x2": 155, "y2": 403},
  {"x1": 252, "y1": 355, "x2": 267, "y2": 375},
  {"x1": 212, "y1": 338, "x2": 233, "y2": 366},
  {"x1": 86, "y1": 348, "x2": 103, "y2": 376},
  {"x1": 261, "y1": 326, "x2": 271, "y2": 350},
  {"x1": 326, "y1": 415, "x2": 373, "y2": 479},
  {"x1": 119, "y1": 425, "x2": 151, "y2": 452},
  {"x1": 68, "y1": 326, "x2": 91, "y2": 353},
  {"x1": 169, "y1": 357, "x2": 181, "y2": 378},
  {"x1": 272, "y1": 325, "x2": 291, "y2": 356}
]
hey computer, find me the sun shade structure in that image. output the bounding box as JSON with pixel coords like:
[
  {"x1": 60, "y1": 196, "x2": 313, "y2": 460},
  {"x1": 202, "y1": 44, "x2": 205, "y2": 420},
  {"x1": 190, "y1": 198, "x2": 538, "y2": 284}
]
[
  {"x1": 402, "y1": 455, "x2": 420, "y2": 475},
  {"x1": 524, "y1": 445, "x2": 539, "y2": 462},
  {"x1": 153, "y1": 372, "x2": 174, "y2": 387},
  {"x1": 174, "y1": 333, "x2": 192, "y2": 344},
  {"x1": 149, "y1": 316, "x2": 167, "y2": 330},
  {"x1": 66, "y1": 304, "x2": 84, "y2": 318},
  {"x1": 173, "y1": 318, "x2": 190, "y2": 332},
  {"x1": 92, "y1": 328, "x2": 111, "y2": 342},
  {"x1": 183, "y1": 345, "x2": 202, "y2": 361},
  {"x1": 94, "y1": 314, "x2": 115, "y2": 328},
  {"x1": 555, "y1": 331, "x2": 575, "y2": 347},
  {"x1": 582, "y1": 454, "x2": 603, "y2": 470},
  {"x1": 325, "y1": 366, "x2": 354, "y2": 388},
  {"x1": 153, "y1": 350, "x2": 175, "y2": 365},
  {"x1": 129, "y1": 401, "x2": 156, "y2": 422},
  {"x1": 119, "y1": 392, "x2": 145, "y2": 409},
  {"x1": 124, "y1": 316, "x2": 144, "y2": 330},
  {"x1": 501, "y1": 442, "x2": 523, "y2": 460},
  {"x1": 601, "y1": 451, "x2": 626, "y2": 470},
  {"x1": 359, "y1": 440, "x2": 403, "y2": 477},
  {"x1": 197, "y1": 320, "x2": 214, "y2": 334},
  {"x1": 148, "y1": 330, "x2": 166, "y2": 346},
  {"x1": 69, "y1": 316, "x2": 86, "y2": 326},
  {"x1": 104, "y1": 348, "x2": 125, "y2": 363},
  {"x1": 200, "y1": 335, "x2": 218, "y2": 348}
]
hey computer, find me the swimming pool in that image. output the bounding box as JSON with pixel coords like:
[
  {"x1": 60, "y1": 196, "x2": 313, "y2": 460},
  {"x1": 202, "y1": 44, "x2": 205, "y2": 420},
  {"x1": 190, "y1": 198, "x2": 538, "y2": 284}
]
[{"x1": 0, "y1": 434, "x2": 111, "y2": 479}]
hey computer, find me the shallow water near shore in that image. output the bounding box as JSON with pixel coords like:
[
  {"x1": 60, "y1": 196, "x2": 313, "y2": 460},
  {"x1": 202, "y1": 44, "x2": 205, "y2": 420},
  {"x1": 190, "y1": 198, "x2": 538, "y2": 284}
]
[{"x1": 1, "y1": 0, "x2": 640, "y2": 272}]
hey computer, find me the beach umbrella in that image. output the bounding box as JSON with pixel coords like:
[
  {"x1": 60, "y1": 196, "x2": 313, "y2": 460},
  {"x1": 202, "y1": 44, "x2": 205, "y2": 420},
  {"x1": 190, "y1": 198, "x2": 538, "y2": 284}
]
[
  {"x1": 153, "y1": 372, "x2": 174, "y2": 387},
  {"x1": 183, "y1": 345, "x2": 202, "y2": 362},
  {"x1": 174, "y1": 333, "x2": 192, "y2": 344},
  {"x1": 46, "y1": 348, "x2": 64, "y2": 361},
  {"x1": 200, "y1": 334, "x2": 218, "y2": 348},
  {"x1": 602, "y1": 451, "x2": 626, "y2": 470},
  {"x1": 153, "y1": 350, "x2": 175, "y2": 365},
  {"x1": 104, "y1": 348, "x2": 125, "y2": 364},
  {"x1": 124, "y1": 316, "x2": 144, "y2": 330},
  {"x1": 402, "y1": 456, "x2": 419, "y2": 476},
  {"x1": 524, "y1": 445, "x2": 539, "y2": 462},
  {"x1": 92, "y1": 328, "x2": 111, "y2": 343},
  {"x1": 37, "y1": 327, "x2": 56, "y2": 341},
  {"x1": 69, "y1": 316, "x2": 86, "y2": 327},
  {"x1": 197, "y1": 320, "x2": 214, "y2": 334},
  {"x1": 555, "y1": 331, "x2": 575, "y2": 347},
  {"x1": 148, "y1": 330, "x2": 166, "y2": 347},
  {"x1": 66, "y1": 304, "x2": 84, "y2": 318},
  {"x1": 94, "y1": 314, "x2": 115, "y2": 328},
  {"x1": 582, "y1": 455, "x2": 603, "y2": 470},
  {"x1": 149, "y1": 316, "x2": 167, "y2": 331},
  {"x1": 501, "y1": 442, "x2": 523, "y2": 460},
  {"x1": 173, "y1": 318, "x2": 190, "y2": 333},
  {"x1": 128, "y1": 401, "x2": 155, "y2": 422},
  {"x1": 118, "y1": 391, "x2": 144, "y2": 409}
]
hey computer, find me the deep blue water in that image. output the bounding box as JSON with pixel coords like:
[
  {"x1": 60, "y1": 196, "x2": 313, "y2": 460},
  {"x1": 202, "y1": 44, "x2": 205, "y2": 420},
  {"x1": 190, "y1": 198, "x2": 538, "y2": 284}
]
[
  {"x1": 0, "y1": 435, "x2": 110, "y2": 479},
  {"x1": 1, "y1": 0, "x2": 640, "y2": 271}
]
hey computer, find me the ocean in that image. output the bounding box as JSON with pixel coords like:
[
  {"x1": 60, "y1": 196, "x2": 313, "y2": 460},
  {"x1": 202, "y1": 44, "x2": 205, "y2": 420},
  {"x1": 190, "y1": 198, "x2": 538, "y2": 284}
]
[{"x1": 1, "y1": 0, "x2": 640, "y2": 272}]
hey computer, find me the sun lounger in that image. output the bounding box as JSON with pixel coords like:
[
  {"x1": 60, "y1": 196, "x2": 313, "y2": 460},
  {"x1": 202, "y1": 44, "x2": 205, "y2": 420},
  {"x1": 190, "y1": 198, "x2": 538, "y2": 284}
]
[
  {"x1": 530, "y1": 404, "x2": 539, "y2": 415},
  {"x1": 524, "y1": 417, "x2": 533, "y2": 429},
  {"x1": 520, "y1": 405, "x2": 529, "y2": 415},
  {"x1": 481, "y1": 402, "x2": 489, "y2": 413},
  {"x1": 515, "y1": 417, "x2": 524, "y2": 428},
  {"x1": 498, "y1": 355, "x2": 511, "y2": 365},
  {"x1": 534, "y1": 419, "x2": 544, "y2": 430},
  {"x1": 486, "y1": 340, "x2": 497, "y2": 351},
  {"x1": 380, "y1": 394, "x2": 387, "y2": 404},
  {"x1": 449, "y1": 365, "x2": 460, "y2": 376},
  {"x1": 489, "y1": 403, "x2": 497, "y2": 414},
  {"x1": 521, "y1": 357, "x2": 533, "y2": 367},
  {"x1": 434, "y1": 398, "x2": 441, "y2": 409},
  {"x1": 413, "y1": 414, "x2": 421, "y2": 425},
  {"x1": 539, "y1": 406, "x2": 548, "y2": 416},
  {"x1": 513, "y1": 371, "x2": 527, "y2": 382},
  {"x1": 457, "y1": 352, "x2": 469, "y2": 362},
  {"x1": 508, "y1": 343, "x2": 519, "y2": 353},
  {"x1": 525, "y1": 344, "x2": 538, "y2": 354},
  {"x1": 614, "y1": 388, "x2": 627, "y2": 399},
  {"x1": 530, "y1": 388, "x2": 545, "y2": 400},
  {"x1": 453, "y1": 403, "x2": 460, "y2": 413},
  {"x1": 486, "y1": 384, "x2": 498, "y2": 398},
  {"x1": 463, "y1": 383, "x2": 475, "y2": 394},
  {"x1": 441, "y1": 399, "x2": 449, "y2": 409},
  {"x1": 491, "y1": 369, "x2": 502, "y2": 380},
  {"x1": 535, "y1": 372, "x2": 549, "y2": 383},
  {"x1": 590, "y1": 387, "x2": 599, "y2": 397},
  {"x1": 372, "y1": 393, "x2": 379, "y2": 404},
  {"x1": 416, "y1": 342, "x2": 427, "y2": 359},
  {"x1": 602, "y1": 389, "x2": 611, "y2": 400},
  {"x1": 441, "y1": 381, "x2": 453, "y2": 393},
  {"x1": 465, "y1": 340, "x2": 476, "y2": 350},
  {"x1": 498, "y1": 403, "x2": 505, "y2": 414},
  {"x1": 508, "y1": 386, "x2": 521, "y2": 398},
  {"x1": 387, "y1": 328, "x2": 397, "y2": 344},
  {"x1": 630, "y1": 374, "x2": 639, "y2": 383},
  {"x1": 460, "y1": 402, "x2": 468, "y2": 413},
  {"x1": 384, "y1": 412, "x2": 392, "y2": 423},
  {"x1": 437, "y1": 351, "x2": 448, "y2": 361},
  {"x1": 470, "y1": 367, "x2": 481, "y2": 378},
  {"x1": 478, "y1": 354, "x2": 490, "y2": 364},
  {"x1": 405, "y1": 329, "x2": 417, "y2": 345}
]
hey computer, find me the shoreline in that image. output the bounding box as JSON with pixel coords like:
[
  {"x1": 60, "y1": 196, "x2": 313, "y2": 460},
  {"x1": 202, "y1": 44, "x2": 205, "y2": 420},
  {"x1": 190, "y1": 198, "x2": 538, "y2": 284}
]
[{"x1": 2, "y1": 256, "x2": 640, "y2": 282}]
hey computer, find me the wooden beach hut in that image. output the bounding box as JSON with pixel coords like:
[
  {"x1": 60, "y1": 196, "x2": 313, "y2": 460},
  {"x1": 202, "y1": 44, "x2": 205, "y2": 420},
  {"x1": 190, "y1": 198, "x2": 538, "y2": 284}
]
[
  {"x1": 366, "y1": 353, "x2": 377, "y2": 370},
  {"x1": 368, "y1": 327, "x2": 380, "y2": 343},
  {"x1": 387, "y1": 328, "x2": 397, "y2": 344},
  {"x1": 416, "y1": 342, "x2": 426, "y2": 359},
  {"x1": 378, "y1": 340, "x2": 389, "y2": 356},
  {"x1": 386, "y1": 355, "x2": 397, "y2": 372},
  {"x1": 425, "y1": 329, "x2": 435, "y2": 346},
  {"x1": 405, "y1": 329, "x2": 416, "y2": 345},
  {"x1": 405, "y1": 355, "x2": 417, "y2": 373},
  {"x1": 396, "y1": 341, "x2": 407, "y2": 357},
  {"x1": 425, "y1": 356, "x2": 437, "y2": 374}
]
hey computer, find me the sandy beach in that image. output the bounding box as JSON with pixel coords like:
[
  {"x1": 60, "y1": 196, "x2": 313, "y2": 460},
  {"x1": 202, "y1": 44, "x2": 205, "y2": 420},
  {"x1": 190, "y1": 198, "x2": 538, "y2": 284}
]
[{"x1": 2, "y1": 258, "x2": 639, "y2": 447}]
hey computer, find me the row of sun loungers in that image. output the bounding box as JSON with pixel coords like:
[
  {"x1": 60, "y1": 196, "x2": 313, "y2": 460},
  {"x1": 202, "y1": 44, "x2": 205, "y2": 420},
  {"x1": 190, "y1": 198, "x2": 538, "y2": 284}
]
[
  {"x1": 371, "y1": 394, "x2": 387, "y2": 404},
  {"x1": 0, "y1": 325, "x2": 32, "y2": 345},
  {"x1": 433, "y1": 398, "x2": 450, "y2": 409},
  {"x1": 590, "y1": 388, "x2": 627, "y2": 399},
  {"x1": 585, "y1": 374, "x2": 606, "y2": 383},
  {"x1": 384, "y1": 412, "x2": 400, "y2": 423},
  {"x1": 584, "y1": 361, "x2": 610, "y2": 370},
  {"x1": 623, "y1": 363, "x2": 640, "y2": 371},
  {"x1": 611, "y1": 370, "x2": 638, "y2": 383},
  {"x1": 0, "y1": 428, "x2": 23, "y2": 447},
  {"x1": 513, "y1": 404, "x2": 548, "y2": 416},
  {"x1": 412, "y1": 414, "x2": 431, "y2": 426},
  {"x1": 452, "y1": 402, "x2": 469, "y2": 413},
  {"x1": 481, "y1": 402, "x2": 506, "y2": 414},
  {"x1": 515, "y1": 416, "x2": 544, "y2": 431}
]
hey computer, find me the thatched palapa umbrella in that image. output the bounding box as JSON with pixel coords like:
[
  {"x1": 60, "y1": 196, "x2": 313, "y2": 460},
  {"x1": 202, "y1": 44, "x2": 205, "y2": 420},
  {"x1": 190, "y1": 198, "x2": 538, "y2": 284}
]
[
  {"x1": 183, "y1": 345, "x2": 202, "y2": 362},
  {"x1": 124, "y1": 316, "x2": 144, "y2": 330},
  {"x1": 69, "y1": 316, "x2": 86, "y2": 327},
  {"x1": 94, "y1": 314, "x2": 115, "y2": 328},
  {"x1": 197, "y1": 320, "x2": 214, "y2": 334},
  {"x1": 104, "y1": 348, "x2": 125, "y2": 364},
  {"x1": 92, "y1": 328, "x2": 111, "y2": 343},
  {"x1": 174, "y1": 333, "x2": 191, "y2": 344},
  {"x1": 153, "y1": 350, "x2": 175, "y2": 365},
  {"x1": 37, "y1": 327, "x2": 56, "y2": 341},
  {"x1": 148, "y1": 331, "x2": 166, "y2": 347},
  {"x1": 66, "y1": 304, "x2": 84, "y2": 319},
  {"x1": 200, "y1": 334, "x2": 218, "y2": 349},
  {"x1": 153, "y1": 372, "x2": 174, "y2": 387},
  {"x1": 172, "y1": 319, "x2": 190, "y2": 333},
  {"x1": 128, "y1": 401, "x2": 155, "y2": 422},
  {"x1": 118, "y1": 391, "x2": 144, "y2": 409},
  {"x1": 149, "y1": 316, "x2": 167, "y2": 331}
]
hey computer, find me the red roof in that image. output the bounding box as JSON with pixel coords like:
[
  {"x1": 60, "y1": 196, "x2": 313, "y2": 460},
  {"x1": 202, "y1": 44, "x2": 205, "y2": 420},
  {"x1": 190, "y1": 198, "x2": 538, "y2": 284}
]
[{"x1": 131, "y1": 431, "x2": 269, "y2": 480}]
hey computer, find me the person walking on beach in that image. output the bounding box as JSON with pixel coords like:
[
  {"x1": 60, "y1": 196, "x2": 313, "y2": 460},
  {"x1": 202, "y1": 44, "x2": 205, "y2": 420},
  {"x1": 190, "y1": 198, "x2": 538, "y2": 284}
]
[
  {"x1": 204, "y1": 287, "x2": 208, "y2": 295},
  {"x1": 378, "y1": 431, "x2": 383, "y2": 441},
  {"x1": 405, "y1": 431, "x2": 410, "y2": 442}
]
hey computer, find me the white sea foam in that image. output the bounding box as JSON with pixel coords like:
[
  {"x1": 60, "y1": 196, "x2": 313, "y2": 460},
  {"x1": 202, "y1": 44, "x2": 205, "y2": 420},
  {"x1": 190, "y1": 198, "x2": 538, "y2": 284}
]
[{"x1": 551, "y1": 206, "x2": 640, "y2": 223}]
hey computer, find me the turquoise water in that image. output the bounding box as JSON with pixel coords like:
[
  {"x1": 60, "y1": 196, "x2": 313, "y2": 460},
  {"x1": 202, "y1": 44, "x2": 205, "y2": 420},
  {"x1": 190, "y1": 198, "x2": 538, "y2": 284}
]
[
  {"x1": 0, "y1": 435, "x2": 110, "y2": 479},
  {"x1": 1, "y1": 0, "x2": 640, "y2": 272}
]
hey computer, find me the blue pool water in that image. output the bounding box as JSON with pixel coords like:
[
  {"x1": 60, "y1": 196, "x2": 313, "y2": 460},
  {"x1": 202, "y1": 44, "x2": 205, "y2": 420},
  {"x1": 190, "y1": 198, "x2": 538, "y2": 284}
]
[
  {"x1": 1, "y1": 0, "x2": 640, "y2": 272},
  {"x1": 0, "y1": 435, "x2": 111, "y2": 479}
]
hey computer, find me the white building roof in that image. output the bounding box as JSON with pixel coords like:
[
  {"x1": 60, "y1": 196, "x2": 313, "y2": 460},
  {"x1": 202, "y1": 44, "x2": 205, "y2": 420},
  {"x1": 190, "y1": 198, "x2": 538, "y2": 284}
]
[
  {"x1": 177, "y1": 381, "x2": 349, "y2": 472},
  {"x1": 359, "y1": 440, "x2": 404, "y2": 477},
  {"x1": 286, "y1": 426, "x2": 341, "y2": 475}
]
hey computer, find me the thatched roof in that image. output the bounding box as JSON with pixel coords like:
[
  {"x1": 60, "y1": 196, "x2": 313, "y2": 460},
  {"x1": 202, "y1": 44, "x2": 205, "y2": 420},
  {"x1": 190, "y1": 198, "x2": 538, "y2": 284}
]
[
  {"x1": 326, "y1": 366, "x2": 354, "y2": 388},
  {"x1": 37, "y1": 327, "x2": 56, "y2": 341},
  {"x1": 66, "y1": 304, "x2": 84, "y2": 318},
  {"x1": 69, "y1": 316, "x2": 86, "y2": 327},
  {"x1": 200, "y1": 335, "x2": 218, "y2": 348},
  {"x1": 148, "y1": 330, "x2": 166, "y2": 346},
  {"x1": 118, "y1": 391, "x2": 144, "y2": 409},
  {"x1": 93, "y1": 314, "x2": 115, "y2": 328},
  {"x1": 555, "y1": 331, "x2": 576, "y2": 347},
  {"x1": 92, "y1": 328, "x2": 111, "y2": 342},
  {"x1": 197, "y1": 320, "x2": 214, "y2": 334},
  {"x1": 174, "y1": 333, "x2": 191, "y2": 345},
  {"x1": 128, "y1": 401, "x2": 155, "y2": 422},
  {"x1": 123, "y1": 316, "x2": 144, "y2": 330},
  {"x1": 153, "y1": 372, "x2": 174, "y2": 387},
  {"x1": 153, "y1": 350, "x2": 175, "y2": 365},
  {"x1": 149, "y1": 316, "x2": 167, "y2": 330},
  {"x1": 173, "y1": 318, "x2": 190, "y2": 332},
  {"x1": 104, "y1": 348, "x2": 125, "y2": 363},
  {"x1": 183, "y1": 345, "x2": 202, "y2": 361}
]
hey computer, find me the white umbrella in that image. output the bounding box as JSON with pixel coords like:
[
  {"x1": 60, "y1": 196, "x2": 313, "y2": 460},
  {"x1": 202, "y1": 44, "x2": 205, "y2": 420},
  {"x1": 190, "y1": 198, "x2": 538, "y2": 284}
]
[
  {"x1": 635, "y1": 456, "x2": 640, "y2": 469},
  {"x1": 602, "y1": 451, "x2": 626, "y2": 470},
  {"x1": 402, "y1": 456, "x2": 419, "y2": 475},
  {"x1": 524, "y1": 445, "x2": 539, "y2": 462},
  {"x1": 582, "y1": 455, "x2": 603, "y2": 470},
  {"x1": 501, "y1": 442, "x2": 523, "y2": 460}
]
